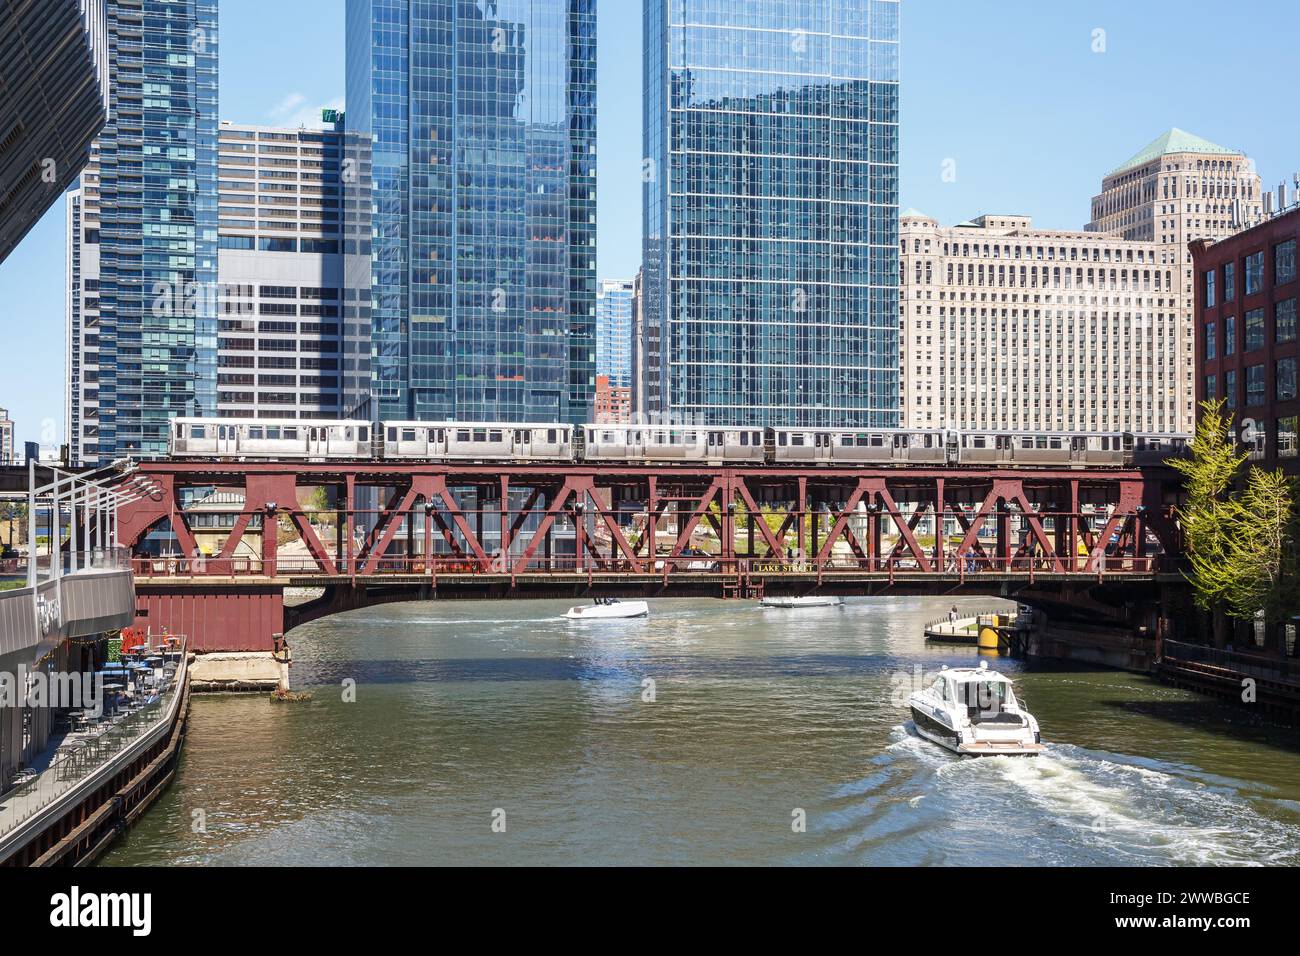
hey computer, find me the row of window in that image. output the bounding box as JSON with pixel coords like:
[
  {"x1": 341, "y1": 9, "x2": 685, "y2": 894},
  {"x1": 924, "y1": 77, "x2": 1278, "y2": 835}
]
[
  {"x1": 1205, "y1": 298, "x2": 1297, "y2": 358},
  {"x1": 218, "y1": 236, "x2": 339, "y2": 253},
  {"x1": 1206, "y1": 358, "x2": 1298, "y2": 408},
  {"x1": 1205, "y1": 239, "x2": 1296, "y2": 306}
]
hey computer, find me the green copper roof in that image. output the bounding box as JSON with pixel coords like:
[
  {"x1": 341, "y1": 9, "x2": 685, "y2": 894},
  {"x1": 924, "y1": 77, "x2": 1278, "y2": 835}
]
[
  {"x1": 1108, "y1": 128, "x2": 1237, "y2": 177},
  {"x1": 900, "y1": 207, "x2": 929, "y2": 219}
]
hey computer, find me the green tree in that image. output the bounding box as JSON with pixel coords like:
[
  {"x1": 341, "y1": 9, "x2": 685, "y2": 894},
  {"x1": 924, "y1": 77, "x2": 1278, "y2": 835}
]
[
  {"x1": 1168, "y1": 399, "x2": 1246, "y2": 647},
  {"x1": 1219, "y1": 467, "x2": 1299, "y2": 655}
]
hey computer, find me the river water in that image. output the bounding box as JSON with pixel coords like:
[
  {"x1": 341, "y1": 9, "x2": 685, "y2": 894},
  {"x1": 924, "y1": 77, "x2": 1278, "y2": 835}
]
[{"x1": 102, "y1": 596, "x2": 1300, "y2": 866}]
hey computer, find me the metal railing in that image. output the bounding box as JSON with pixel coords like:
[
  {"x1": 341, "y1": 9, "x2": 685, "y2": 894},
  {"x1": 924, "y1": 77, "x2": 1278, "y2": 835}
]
[
  {"x1": 1162, "y1": 639, "x2": 1299, "y2": 685},
  {"x1": 129, "y1": 551, "x2": 1165, "y2": 578},
  {"x1": 0, "y1": 637, "x2": 188, "y2": 841}
]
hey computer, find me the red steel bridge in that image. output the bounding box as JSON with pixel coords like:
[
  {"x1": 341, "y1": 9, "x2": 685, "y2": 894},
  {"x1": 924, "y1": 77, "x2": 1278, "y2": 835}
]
[{"x1": 101, "y1": 459, "x2": 1190, "y2": 652}]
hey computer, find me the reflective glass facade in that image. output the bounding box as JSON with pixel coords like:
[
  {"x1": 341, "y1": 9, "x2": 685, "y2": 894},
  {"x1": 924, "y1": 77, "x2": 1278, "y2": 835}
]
[
  {"x1": 72, "y1": 0, "x2": 219, "y2": 463},
  {"x1": 643, "y1": 0, "x2": 900, "y2": 426},
  {"x1": 596, "y1": 278, "x2": 634, "y2": 388},
  {"x1": 344, "y1": 0, "x2": 597, "y2": 423}
]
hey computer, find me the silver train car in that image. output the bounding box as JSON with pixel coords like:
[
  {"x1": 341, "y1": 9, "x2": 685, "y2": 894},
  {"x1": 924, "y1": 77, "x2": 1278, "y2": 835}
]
[{"x1": 168, "y1": 417, "x2": 1189, "y2": 468}]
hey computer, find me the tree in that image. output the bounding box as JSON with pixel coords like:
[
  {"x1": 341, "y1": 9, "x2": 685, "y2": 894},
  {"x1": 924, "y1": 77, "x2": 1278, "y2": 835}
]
[
  {"x1": 1168, "y1": 399, "x2": 1246, "y2": 646},
  {"x1": 1171, "y1": 399, "x2": 1300, "y2": 653},
  {"x1": 1219, "y1": 467, "x2": 1299, "y2": 655}
]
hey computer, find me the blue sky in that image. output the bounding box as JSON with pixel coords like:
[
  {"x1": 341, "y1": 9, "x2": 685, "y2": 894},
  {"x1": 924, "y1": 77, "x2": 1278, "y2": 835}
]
[{"x1": 1, "y1": 0, "x2": 1297, "y2": 450}]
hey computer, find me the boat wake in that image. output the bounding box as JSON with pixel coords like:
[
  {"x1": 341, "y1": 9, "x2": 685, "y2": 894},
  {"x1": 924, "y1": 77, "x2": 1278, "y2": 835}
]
[{"x1": 808, "y1": 725, "x2": 1300, "y2": 866}]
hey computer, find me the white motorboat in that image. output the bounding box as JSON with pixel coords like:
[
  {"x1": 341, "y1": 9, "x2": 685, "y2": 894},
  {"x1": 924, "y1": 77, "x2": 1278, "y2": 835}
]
[
  {"x1": 760, "y1": 595, "x2": 843, "y2": 609},
  {"x1": 907, "y1": 661, "x2": 1044, "y2": 756},
  {"x1": 563, "y1": 599, "x2": 649, "y2": 621}
]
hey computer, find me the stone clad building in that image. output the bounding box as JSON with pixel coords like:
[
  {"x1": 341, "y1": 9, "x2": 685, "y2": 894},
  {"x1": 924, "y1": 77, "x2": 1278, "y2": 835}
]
[{"x1": 900, "y1": 130, "x2": 1261, "y2": 436}]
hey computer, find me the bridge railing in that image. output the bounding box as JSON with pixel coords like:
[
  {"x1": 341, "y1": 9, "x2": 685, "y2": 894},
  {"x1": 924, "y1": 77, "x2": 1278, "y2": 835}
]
[
  {"x1": 129, "y1": 551, "x2": 1167, "y2": 578},
  {"x1": 1162, "y1": 639, "x2": 1299, "y2": 684}
]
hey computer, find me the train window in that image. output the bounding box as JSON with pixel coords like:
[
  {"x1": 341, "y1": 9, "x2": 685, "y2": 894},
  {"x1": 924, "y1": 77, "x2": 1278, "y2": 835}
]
[
  {"x1": 387, "y1": 427, "x2": 397, "y2": 441},
  {"x1": 249, "y1": 427, "x2": 263, "y2": 440},
  {"x1": 740, "y1": 431, "x2": 749, "y2": 446},
  {"x1": 431, "y1": 429, "x2": 440, "y2": 442},
  {"x1": 683, "y1": 432, "x2": 696, "y2": 443},
  {"x1": 456, "y1": 429, "x2": 470, "y2": 442},
  {"x1": 285, "y1": 428, "x2": 298, "y2": 440},
  {"x1": 547, "y1": 429, "x2": 557, "y2": 443},
  {"x1": 472, "y1": 429, "x2": 487, "y2": 442},
  {"x1": 791, "y1": 434, "x2": 804, "y2": 446},
  {"x1": 267, "y1": 427, "x2": 281, "y2": 440},
  {"x1": 602, "y1": 431, "x2": 615, "y2": 442},
  {"x1": 402, "y1": 428, "x2": 416, "y2": 442},
  {"x1": 176, "y1": 424, "x2": 185, "y2": 438},
  {"x1": 488, "y1": 430, "x2": 502, "y2": 443},
  {"x1": 190, "y1": 425, "x2": 205, "y2": 439}
]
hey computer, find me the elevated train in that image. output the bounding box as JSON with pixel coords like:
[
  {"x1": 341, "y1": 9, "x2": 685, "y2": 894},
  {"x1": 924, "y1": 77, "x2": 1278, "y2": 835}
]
[{"x1": 169, "y1": 418, "x2": 1189, "y2": 468}]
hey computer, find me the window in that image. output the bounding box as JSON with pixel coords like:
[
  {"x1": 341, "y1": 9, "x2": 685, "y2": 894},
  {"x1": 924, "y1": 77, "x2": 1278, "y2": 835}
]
[
  {"x1": 1225, "y1": 369, "x2": 1238, "y2": 409},
  {"x1": 1245, "y1": 251, "x2": 1264, "y2": 295},
  {"x1": 1278, "y1": 358, "x2": 1297, "y2": 402},
  {"x1": 1245, "y1": 308, "x2": 1265, "y2": 351},
  {"x1": 258, "y1": 237, "x2": 297, "y2": 252},
  {"x1": 1224, "y1": 262, "x2": 1235, "y2": 302},
  {"x1": 1246, "y1": 365, "x2": 1266, "y2": 406},
  {"x1": 1205, "y1": 374, "x2": 1217, "y2": 399},
  {"x1": 1224, "y1": 315, "x2": 1236, "y2": 355},
  {"x1": 219, "y1": 235, "x2": 254, "y2": 250},
  {"x1": 1277, "y1": 298, "x2": 1296, "y2": 343},
  {"x1": 1276, "y1": 238, "x2": 1296, "y2": 286},
  {"x1": 1205, "y1": 322, "x2": 1216, "y2": 360},
  {"x1": 1204, "y1": 270, "x2": 1216, "y2": 307},
  {"x1": 1278, "y1": 417, "x2": 1299, "y2": 459}
]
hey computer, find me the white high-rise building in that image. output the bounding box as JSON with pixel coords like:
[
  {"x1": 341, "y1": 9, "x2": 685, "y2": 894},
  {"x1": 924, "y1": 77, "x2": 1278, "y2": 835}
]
[
  {"x1": 899, "y1": 130, "x2": 1260, "y2": 435},
  {"x1": 211, "y1": 122, "x2": 346, "y2": 421}
]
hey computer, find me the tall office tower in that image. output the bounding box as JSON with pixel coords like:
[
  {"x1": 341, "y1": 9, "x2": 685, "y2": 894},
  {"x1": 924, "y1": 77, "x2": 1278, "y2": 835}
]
[
  {"x1": 212, "y1": 122, "x2": 346, "y2": 420},
  {"x1": 343, "y1": 0, "x2": 597, "y2": 424},
  {"x1": 642, "y1": 0, "x2": 900, "y2": 427},
  {"x1": 1086, "y1": 129, "x2": 1261, "y2": 433},
  {"x1": 631, "y1": 267, "x2": 646, "y2": 417},
  {"x1": 0, "y1": 0, "x2": 109, "y2": 263},
  {"x1": 899, "y1": 212, "x2": 1182, "y2": 434},
  {"x1": 65, "y1": 0, "x2": 219, "y2": 466},
  {"x1": 0, "y1": 408, "x2": 12, "y2": 465},
  {"x1": 596, "y1": 279, "x2": 634, "y2": 389}
]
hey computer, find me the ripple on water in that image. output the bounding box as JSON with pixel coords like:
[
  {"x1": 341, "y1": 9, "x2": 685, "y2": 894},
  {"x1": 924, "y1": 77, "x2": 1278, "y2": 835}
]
[{"x1": 99, "y1": 597, "x2": 1300, "y2": 867}]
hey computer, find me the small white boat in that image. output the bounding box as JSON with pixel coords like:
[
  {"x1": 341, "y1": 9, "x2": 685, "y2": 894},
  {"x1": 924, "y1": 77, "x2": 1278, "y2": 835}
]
[
  {"x1": 563, "y1": 599, "x2": 649, "y2": 621},
  {"x1": 907, "y1": 661, "x2": 1044, "y2": 756},
  {"x1": 760, "y1": 596, "x2": 843, "y2": 609}
]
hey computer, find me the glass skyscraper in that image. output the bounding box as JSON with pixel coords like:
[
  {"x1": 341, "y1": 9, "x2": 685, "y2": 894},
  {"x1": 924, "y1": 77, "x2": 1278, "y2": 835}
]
[
  {"x1": 66, "y1": 0, "x2": 220, "y2": 464},
  {"x1": 344, "y1": 0, "x2": 597, "y2": 424},
  {"x1": 643, "y1": 0, "x2": 900, "y2": 426},
  {"x1": 596, "y1": 278, "x2": 634, "y2": 388}
]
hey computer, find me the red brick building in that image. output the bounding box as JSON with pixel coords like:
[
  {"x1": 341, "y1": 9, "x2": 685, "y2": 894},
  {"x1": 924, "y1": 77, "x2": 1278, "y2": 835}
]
[
  {"x1": 594, "y1": 375, "x2": 631, "y2": 424},
  {"x1": 1192, "y1": 206, "x2": 1299, "y2": 476}
]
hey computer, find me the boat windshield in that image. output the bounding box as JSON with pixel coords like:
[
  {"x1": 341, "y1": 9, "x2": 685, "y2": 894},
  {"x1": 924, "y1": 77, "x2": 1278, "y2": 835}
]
[{"x1": 961, "y1": 680, "x2": 1009, "y2": 711}]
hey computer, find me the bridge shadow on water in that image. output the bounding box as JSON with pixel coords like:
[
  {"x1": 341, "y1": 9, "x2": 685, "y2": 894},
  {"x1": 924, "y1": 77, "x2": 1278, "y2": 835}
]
[{"x1": 1095, "y1": 694, "x2": 1300, "y2": 756}]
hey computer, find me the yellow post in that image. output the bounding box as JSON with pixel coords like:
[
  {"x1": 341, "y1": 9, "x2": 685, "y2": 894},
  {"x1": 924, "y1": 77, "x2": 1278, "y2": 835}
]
[{"x1": 978, "y1": 625, "x2": 1001, "y2": 653}]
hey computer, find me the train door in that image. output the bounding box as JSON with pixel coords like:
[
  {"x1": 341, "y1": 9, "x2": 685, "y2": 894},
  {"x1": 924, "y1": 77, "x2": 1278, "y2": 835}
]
[
  {"x1": 217, "y1": 424, "x2": 238, "y2": 456},
  {"x1": 308, "y1": 425, "x2": 329, "y2": 457},
  {"x1": 707, "y1": 431, "x2": 725, "y2": 459},
  {"x1": 944, "y1": 430, "x2": 960, "y2": 465}
]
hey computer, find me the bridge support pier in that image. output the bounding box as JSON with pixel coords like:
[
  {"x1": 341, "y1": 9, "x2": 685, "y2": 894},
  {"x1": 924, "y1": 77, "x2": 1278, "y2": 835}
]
[{"x1": 135, "y1": 583, "x2": 285, "y2": 652}]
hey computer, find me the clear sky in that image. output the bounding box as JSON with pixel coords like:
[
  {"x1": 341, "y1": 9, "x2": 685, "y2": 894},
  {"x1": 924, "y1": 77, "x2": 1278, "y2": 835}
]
[{"x1": 1, "y1": 0, "x2": 1297, "y2": 452}]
